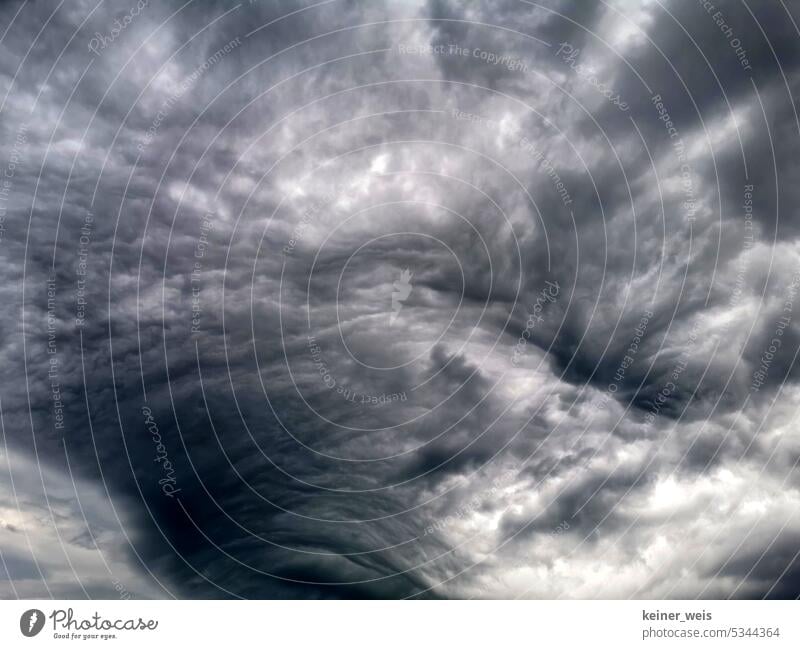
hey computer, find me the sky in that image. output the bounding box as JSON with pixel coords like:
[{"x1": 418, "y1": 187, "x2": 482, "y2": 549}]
[{"x1": 1, "y1": 0, "x2": 800, "y2": 599}]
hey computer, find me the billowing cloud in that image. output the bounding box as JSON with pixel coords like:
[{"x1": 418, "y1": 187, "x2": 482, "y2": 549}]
[{"x1": 1, "y1": 0, "x2": 799, "y2": 599}]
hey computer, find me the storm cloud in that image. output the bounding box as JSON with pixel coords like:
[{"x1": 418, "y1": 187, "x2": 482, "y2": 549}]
[{"x1": 1, "y1": 0, "x2": 800, "y2": 599}]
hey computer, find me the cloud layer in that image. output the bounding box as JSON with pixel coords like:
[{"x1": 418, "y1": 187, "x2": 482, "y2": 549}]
[{"x1": 1, "y1": 0, "x2": 800, "y2": 598}]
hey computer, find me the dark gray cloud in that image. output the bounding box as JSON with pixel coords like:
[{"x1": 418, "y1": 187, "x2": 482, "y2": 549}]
[{"x1": 1, "y1": 0, "x2": 800, "y2": 599}]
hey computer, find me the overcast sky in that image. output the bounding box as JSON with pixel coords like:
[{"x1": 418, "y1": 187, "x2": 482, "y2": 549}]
[{"x1": 1, "y1": 0, "x2": 800, "y2": 599}]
